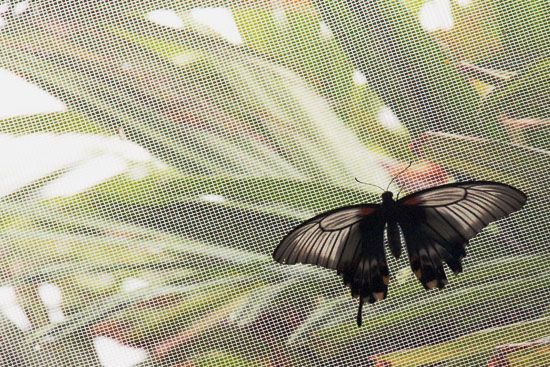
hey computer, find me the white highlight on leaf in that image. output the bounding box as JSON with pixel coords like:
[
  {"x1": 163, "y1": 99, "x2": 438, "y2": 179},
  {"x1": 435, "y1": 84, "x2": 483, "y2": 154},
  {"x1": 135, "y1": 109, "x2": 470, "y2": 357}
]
[
  {"x1": 378, "y1": 106, "x2": 403, "y2": 130},
  {"x1": 147, "y1": 9, "x2": 184, "y2": 29},
  {"x1": 94, "y1": 337, "x2": 148, "y2": 367},
  {"x1": 272, "y1": 8, "x2": 288, "y2": 27},
  {"x1": 0, "y1": 133, "x2": 159, "y2": 198},
  {"x1": 97, "y1": 273, "x2": 116, "y2": 286},
  {"x1": 0, "y1": 286, "x2": 32, "y2": 331},
  {"x1": 0, "y1": 69, "x2": 67, "y2": 119},
  {"x1": 41, "y1": 154, "x2": 128, "y2": 197},
  {"x1": 190, "y1": 7, "x2": 243, "y2": 45},
  {"x1": 419, "y1": 0, "x2": 454, "y2": 32},
  {"x1": 121, "y1": 278, "x2": 149, "y2": 293},
  {"x1": 12, "y1": 1, "x2": 28, "y2": 15},
  {"x1": 352, "y1": 70, "x2": 367, "y2": 85},
  {"x1": 38, "y1": 283, "x2": 65, "y2": 323},
  {"x1": 173, "y1": 52, "x2": 201, "y2": 66},
  {"x1": 121, "y1": 62, "x2": 133, "y2": 70},
  {"x1": 200, "y1": 194, "x2": 227, "y2": 203},
  {"x1": 126, "y1": 165, "x2": 149, "y2": 181},
  {"x1": 455, "y1": 0, "x2": 472, "y2": 7},
  {"x1": 319, "y1": 21, "x2": 333, "y2": 39}
]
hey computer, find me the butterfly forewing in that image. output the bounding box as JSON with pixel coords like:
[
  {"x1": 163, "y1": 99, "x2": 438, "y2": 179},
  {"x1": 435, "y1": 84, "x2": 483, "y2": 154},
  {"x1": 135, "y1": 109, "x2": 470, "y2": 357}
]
[
  {"x1": 273, "y1": 205, "x2": 381, "y2": 270},
  {"x1": 396, "y1": 181, "x2": 527, "y2": 289},
  {"x1": 320, "y1": 206, "x2": 378, "y2": 230}
]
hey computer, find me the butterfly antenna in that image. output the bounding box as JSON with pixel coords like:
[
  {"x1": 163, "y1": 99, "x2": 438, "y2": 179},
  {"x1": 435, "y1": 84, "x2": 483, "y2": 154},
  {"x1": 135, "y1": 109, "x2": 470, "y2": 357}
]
[
  {"x1": 386, "y1": 161, "x2": 413, "y2": 192},
  {"x1": 354, "y1": 177, "x2": 385, "y2": 192},
  {"x1": 396, "y1": 186, "x2": 405, "y2": 200}
]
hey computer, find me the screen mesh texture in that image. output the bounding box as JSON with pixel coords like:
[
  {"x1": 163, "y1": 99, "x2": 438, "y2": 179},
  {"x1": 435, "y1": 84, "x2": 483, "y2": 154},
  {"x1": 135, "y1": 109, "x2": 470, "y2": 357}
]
[{"x1": 0, "y1": 1, "x2": 548, "y2": 366}]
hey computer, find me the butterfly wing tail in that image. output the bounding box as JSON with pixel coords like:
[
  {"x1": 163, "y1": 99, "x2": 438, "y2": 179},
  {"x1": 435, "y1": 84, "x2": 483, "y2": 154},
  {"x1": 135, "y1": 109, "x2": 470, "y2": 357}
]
[
  {"x1": 339, "y1": 219, "x2": 389, "y2": 326},
  {"x1": 357, "y1": 297, "x2": 365, "y2": 327},
  {"x1": 400, "y1": 221, "x2": 451, "y2": 289},
  {"x1": 342, "y1": 255, "x2": 389, "y2": 327}
]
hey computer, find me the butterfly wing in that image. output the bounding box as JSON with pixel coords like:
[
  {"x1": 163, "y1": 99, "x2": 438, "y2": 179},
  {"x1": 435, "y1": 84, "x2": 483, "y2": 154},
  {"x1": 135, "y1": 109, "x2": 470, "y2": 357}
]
[
  {"x1": 273, "y1": 205, "x2": 388, "y2": 326},
  {"x1": 396, "y1": 181, "x2": 527, "y2": 289}
]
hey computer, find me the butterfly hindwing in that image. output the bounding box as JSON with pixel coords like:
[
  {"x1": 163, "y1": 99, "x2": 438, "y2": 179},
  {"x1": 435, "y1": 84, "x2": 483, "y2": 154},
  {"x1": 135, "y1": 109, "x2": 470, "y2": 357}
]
[
  {"x1": 273, "y1": 205, "x2": 389, "y2": 325},
  {"x1": 397, "y1": 181, "x2": 527, "y2": 289}
]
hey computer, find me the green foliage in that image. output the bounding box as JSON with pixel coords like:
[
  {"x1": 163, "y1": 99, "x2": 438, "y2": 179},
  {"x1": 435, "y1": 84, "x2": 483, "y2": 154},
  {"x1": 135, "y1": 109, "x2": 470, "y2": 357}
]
[
  {"x1": 0, "y1": 0, "x2": 547, "y2": 366},
  {"x1": 313, "y1": 0, "x2": 498, "y2": 139},
  {"x1": 376, "y1": 317, "x2": 550, "y2": 366}
]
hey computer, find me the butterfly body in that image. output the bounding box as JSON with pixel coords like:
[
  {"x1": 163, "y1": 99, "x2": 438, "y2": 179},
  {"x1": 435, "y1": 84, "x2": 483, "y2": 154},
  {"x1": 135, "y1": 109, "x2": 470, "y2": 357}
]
[
  {"x1": 273, "y1": 181, "x2": 527, "y2": 326},
  {"x1": 380, "y1": 192, "x2": 403, "y2": 259}
]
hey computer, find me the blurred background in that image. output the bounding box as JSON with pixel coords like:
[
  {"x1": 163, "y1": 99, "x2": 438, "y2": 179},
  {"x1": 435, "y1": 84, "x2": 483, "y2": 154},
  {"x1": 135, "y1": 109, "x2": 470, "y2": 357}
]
[{"x1": 0, "y1": 0, "x2": 548, "y2": 366}]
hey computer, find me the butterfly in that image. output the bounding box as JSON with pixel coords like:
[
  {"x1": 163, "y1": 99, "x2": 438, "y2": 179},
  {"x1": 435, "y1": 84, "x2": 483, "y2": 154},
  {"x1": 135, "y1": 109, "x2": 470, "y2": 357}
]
[{"x1": 272, "y1": 180, "x2": 527, "y2": 326}]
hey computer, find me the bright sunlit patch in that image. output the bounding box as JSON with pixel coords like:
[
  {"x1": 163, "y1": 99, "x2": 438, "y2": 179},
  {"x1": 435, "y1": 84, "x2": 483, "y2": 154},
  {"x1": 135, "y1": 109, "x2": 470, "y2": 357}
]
[
  {"x1": 94, "y1": 336, "x2": 148, "y2": 367},
  {"x1": 0, "y1": 133, "x2": 89, "y2": 197},
  {"x1": 353, "y1": 70, "x2": 367, "y2": 86},
  {"x1": 0, "y1": 2, "x2": 9, "y2": 14},
  {"x1": 0, "y1": 69, "x2": 67, "y2": 119},
  {"x1": 419, "y1": 0, "x2": 454, "y2": 32},
  {"x1": 147, "y1": 9, "x2": 184, "y2": 29},
  {"x1": 38, "y1": 283, "x2": 65, "y2": 323},
  {"x1": 200, "y1": 194, "x2": 227, "y2": 203},
  {"x1": 190, "y1": 7, "x2": 243, "y2": 45},
  {"x1": 0, "y1": 286, "x2": 32, "y2": 331},
  {"x1": 40, "y1": 154, "x2": 128, "y2": 198},
  {"x1": 378, "y1": 106, "x2": 403, "y2": 130},
  {"x1": 38, "y1": 283, "x2": 62, "y2": 308},
  {"x1": 455, "y1": 0, "x2": 472, "y2": 7},
  {"x1": 0, "y1": 132, "x2": 159, "y2": 199},
  {"x1": 319, "y1": 21, "x2": 333, "y2": 39},
  {"x1": 121, "y1": 278, "x2": 149, "y2": 293},
  {"x1": 12, "y1": 1, "x2": 28, "y2": 15}
]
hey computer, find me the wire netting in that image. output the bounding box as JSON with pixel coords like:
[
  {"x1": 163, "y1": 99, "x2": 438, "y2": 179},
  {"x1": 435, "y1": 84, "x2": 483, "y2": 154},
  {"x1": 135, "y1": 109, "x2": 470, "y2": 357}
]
[{"x1": 0, "y1": 0, "x2": 548, "y2": 366}]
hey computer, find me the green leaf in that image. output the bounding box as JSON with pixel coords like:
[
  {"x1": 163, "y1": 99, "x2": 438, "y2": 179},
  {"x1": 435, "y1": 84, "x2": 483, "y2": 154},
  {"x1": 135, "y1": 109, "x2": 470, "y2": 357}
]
[
  {"x1": 229, "y1": 278, "x2": 300, "y2": 326},
  {"x1": 232, "y1": 4, "x2": 410, "y2": 157},
  {"x1": 311, "y1": 272, "x2": 549, "y2": 362},
  {"x1": 412, "y1": 131, "x2": 549, "y2": 191},
  {"x1": 313, "y1": 0, "x2": 500, "y2": 139},
  {"x1": 377, "y1": 317, "x2": 550, "y2": 366},
  {"x1": 481, "y1": 58, "x2": 549, "y2": 149},
  {"x1": 0, "y1": 111, "x2": 109, "y2": 135},
  {"x1": 493, "y1": 0, "x2": 547, "y2": 68}
]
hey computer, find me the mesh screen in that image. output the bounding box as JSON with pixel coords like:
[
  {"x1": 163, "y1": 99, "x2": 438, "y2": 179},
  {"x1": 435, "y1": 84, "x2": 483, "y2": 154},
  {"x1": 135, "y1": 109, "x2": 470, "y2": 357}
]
[{"x1": 0, "y1": 1, "x2": 548, "y2": 366}]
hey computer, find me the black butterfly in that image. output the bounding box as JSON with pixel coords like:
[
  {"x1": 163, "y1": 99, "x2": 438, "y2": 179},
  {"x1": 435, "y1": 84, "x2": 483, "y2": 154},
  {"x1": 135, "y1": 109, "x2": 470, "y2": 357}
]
[{"x1": 272, "y1": 181, "x2": 527, "y2": 326}]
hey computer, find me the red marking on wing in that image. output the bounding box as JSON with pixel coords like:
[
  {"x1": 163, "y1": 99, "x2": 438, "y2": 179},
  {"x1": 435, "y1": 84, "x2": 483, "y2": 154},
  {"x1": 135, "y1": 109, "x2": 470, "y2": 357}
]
[
  {"x1": 360, "y1": 207, "x2": 377, "y2": 215},
  {"x1": 400, "y1": 196, "x2": 424, "y2": 206}
]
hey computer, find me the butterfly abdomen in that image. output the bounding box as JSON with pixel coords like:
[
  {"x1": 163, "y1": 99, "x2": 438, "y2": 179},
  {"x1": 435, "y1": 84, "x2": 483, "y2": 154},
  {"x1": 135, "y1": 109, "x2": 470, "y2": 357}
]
[{"x1": 386, "y1": 220, "x2": 402, "y2": 259}]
